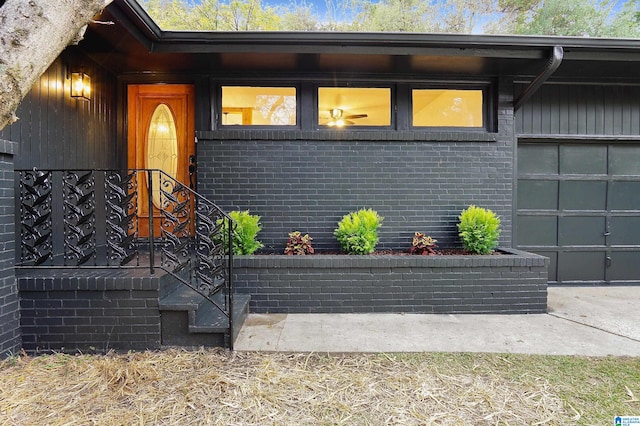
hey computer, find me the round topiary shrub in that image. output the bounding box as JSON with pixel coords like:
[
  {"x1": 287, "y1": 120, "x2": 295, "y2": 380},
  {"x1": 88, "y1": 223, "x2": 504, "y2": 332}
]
[
  {"x1": 457, "y1": 205, "x2": 501, "y2": 255},
  {"x1": 334, "y1": 208, "x2": 384, "y2": 255}
]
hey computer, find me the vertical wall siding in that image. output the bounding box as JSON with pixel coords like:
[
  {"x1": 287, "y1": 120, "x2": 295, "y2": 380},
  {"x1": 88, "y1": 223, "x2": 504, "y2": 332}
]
[
  {"x1": 197, "y1": 80, "x2": 514, "y2": 252},
  {"x1": 0, "y1": 48, "x2": 118, "y2": 169},
  {"x1": 516, "y1": 83, "x2": 640, "y2": 136}
]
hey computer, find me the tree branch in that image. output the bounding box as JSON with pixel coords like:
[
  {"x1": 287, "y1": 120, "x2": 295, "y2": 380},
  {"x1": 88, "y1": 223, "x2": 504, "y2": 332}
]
[{"x1": 0, "y1": 0, "x2": 114, "y2": 131}]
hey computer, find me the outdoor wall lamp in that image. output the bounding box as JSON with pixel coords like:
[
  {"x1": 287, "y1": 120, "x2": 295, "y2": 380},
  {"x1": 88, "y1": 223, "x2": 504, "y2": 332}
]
[{"x1": 70, "y1": 72, "x2": 91, "y2": 101}]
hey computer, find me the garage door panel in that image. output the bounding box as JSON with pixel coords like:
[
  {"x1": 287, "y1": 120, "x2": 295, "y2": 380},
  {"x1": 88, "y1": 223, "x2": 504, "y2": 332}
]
[
  {"x1": 609, "y1": 251, "x2": 640, "y2": 281},
  {"x1": 518, "y1": 142, "x2": 640, "y2": 284},
  {"x1": 609, "y1": 181, "x2": 640, "y2": 210},
  {"x1": 534, "y1": 251, "x2": 557, "y2": 282},
  {"x1": 610, "y1": 216, "x2": 640, "y2": 245},
  {"x1": 558, "y1": 216, "x2": 605, "y2": 246},
  {"x1": 610, "y1": 146, "x2": 640, "y2": 175},
  {"x1": 558, "y1": 251, "x2": 606, "y2": 282},
  {"x1": 559, "y1": 181, "x2": 607, "y2": 210},
  {"x1": 560, "y1": 145, "x2": 607, "y2": 174},
  {"x1": 518, "y1": 145, "x2": 558, "y2": 174},
  {"x1": 518, "y1": 180, "x2": 558, "y2": 210},
  {"x1": 517, "y1": 216, "x2": 557, "y2": 246}
]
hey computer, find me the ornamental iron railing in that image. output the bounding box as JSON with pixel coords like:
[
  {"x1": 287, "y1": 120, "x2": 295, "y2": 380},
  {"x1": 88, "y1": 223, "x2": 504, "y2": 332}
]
[{"x1": 17, "y1": 169, "x2": 235, "y2": 348}]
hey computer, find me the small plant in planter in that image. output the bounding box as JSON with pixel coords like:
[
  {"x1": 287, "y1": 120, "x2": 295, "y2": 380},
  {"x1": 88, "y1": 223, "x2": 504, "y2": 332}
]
[
  {"x1": 218, "y1": 210, "x2": 264, "y2": 255},
  {"x1": 409, "y1": 232, "x2": 438, "y2": 255},
  {"x1": 334, "y1": 208, "x2": 384, "y2": 255},
  {"x1": 284, "y1": 231, "x2": 315, "y2": 255},
  {"x1": 457, "y1": 205, "x2": 501, "y2": 255}
]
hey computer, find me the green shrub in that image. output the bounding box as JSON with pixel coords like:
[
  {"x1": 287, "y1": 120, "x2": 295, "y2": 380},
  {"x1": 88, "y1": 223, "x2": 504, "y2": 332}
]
[
  {"x1": 218, "y1": 210, "x2": 264, "y2": 255},
  {"x1": 284, "y1": 231, "x2": 315, "y2": 255},
  {"x1": 457, "y1": 205, "x2": 501, "y2": 254},
  {"x1": 334, "y1": 208, "x2": 383, "y2": 255}
]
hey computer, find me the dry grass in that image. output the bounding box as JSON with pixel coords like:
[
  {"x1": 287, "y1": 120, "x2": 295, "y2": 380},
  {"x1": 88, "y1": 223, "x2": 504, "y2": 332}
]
[{"x1": 0, "y1": 349, "x2": 638, "y2": 425}]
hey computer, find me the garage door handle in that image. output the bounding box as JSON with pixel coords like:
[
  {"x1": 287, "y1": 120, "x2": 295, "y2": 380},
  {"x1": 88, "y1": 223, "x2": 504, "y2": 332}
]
[{"x1": 606, "y1": 256, "x2": 612, "y2": 267}]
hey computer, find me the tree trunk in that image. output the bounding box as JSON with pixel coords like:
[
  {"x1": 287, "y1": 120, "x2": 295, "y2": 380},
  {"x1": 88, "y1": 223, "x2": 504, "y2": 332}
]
[{"x1": 0, "y1": 0, "x2": 113, "y2": 131}]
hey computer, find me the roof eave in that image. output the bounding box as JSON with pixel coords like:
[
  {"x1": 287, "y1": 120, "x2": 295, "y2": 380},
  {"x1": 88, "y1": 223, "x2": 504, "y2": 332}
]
[{"x1": 112, "y1": 0, "x2": 640, "y2": 58}]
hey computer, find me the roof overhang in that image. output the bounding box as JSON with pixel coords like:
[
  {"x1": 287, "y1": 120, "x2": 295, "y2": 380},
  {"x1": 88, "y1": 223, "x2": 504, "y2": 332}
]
[{"x1": 80, "y1": 0, "x2": 640, "y2": 81}]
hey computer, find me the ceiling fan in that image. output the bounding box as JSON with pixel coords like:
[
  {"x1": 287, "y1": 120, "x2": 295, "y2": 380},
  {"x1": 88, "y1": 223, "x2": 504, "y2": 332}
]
[{"x1": 322, "y1": 108, "x2": 368, "y2": 127}]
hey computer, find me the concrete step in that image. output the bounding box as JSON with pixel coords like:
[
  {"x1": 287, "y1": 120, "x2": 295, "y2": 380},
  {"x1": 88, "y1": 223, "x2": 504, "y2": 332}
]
[
  {"x1": 159, "y1": 282, "x2": 250, "y2": 348},
  {"x1": 159, "y1": 283, "x2": 207, "y2": 311},
  {"x1": 192, "y1": 294, "x2": 251, "y2": 339}
]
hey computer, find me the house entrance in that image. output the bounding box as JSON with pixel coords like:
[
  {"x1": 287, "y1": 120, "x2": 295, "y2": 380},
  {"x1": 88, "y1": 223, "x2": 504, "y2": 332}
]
[
  {"x1": 127, "y1": 84, "x2": 195, "y2": 237},
  {"x1": 517, "y1": 142, "x2": 640, "y2": 285}
]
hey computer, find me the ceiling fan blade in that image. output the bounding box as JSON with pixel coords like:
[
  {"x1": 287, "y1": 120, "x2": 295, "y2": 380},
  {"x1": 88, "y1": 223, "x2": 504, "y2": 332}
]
[{"x1": 344, "y1": 114, "x2": 368, "y2": 119}]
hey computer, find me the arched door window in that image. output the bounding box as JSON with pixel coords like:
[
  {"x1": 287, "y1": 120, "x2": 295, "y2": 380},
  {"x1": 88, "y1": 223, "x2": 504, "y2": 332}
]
[{"x1": 146, "y1": 103, "x2": 178, "y2": 208}]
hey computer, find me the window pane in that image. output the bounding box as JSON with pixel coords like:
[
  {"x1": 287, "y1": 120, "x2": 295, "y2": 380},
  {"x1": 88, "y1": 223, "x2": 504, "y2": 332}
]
[
  {"x1": 412, "y1": 89, "x2": 483, "y2": 127},
  {"x1": 318, "y1": 87, "x2": 391, "y2": 127},
  {"x1": 147, "y1": 104, "x2": 178, "y2": 209},
  {"x1": 222, "y1": 86, "x2": 296, "y2": 126}
]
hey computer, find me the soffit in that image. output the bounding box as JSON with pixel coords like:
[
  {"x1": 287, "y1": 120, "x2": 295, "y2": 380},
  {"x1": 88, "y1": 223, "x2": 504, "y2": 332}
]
[{"x1": 80, "y1": 0, "x2": 640, "y2": 81}]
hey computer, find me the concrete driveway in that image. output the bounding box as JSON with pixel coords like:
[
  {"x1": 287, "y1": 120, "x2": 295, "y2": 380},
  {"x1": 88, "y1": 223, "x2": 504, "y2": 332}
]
[{"x1": 235, "y1": 286, "x2": 640, "y2": 356}]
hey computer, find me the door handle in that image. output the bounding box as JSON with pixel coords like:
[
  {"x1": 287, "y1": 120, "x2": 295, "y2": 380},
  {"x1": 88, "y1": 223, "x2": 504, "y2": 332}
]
[
  {"x1": 188, "y1": 155, "x2": 196, "y2": 189},
  {"x1": 604, "y1": 232, "x2": 611, "y2": 236}
]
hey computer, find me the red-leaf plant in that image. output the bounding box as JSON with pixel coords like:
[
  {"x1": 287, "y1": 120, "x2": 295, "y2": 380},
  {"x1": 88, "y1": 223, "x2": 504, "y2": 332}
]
[
  {"x1": 409, "y1": 232, "x2": 438, "y2": 255},
  {"x1": 284, "y1": 231, "x2": 315, "y2": 255}
]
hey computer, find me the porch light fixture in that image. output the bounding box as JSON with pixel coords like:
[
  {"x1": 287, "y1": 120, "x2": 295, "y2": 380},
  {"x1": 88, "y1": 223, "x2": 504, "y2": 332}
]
[{"x1": 70, "y1": 72, "x2": 91, "y2": 101}]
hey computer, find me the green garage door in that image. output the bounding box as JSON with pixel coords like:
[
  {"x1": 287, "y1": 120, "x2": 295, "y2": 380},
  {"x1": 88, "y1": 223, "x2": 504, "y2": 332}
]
[{"x1": 517, "y1": 142, "x2": 640, "y2": 285}]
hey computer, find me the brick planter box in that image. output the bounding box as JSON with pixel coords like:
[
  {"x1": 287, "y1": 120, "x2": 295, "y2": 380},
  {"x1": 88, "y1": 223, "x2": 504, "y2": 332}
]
[{"x1": 233, "y1": 248, "x2": 549, "y2": 314}]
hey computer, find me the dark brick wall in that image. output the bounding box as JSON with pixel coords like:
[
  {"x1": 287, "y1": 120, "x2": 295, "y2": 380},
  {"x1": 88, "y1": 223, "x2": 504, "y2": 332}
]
[
  {"x1": 18, "y1": 269, "x2": 166, "y2": 354},
  {"x1": 197, "y1": 79, "x2": 515, "y2": 252},
  {"x1": 234, "y1": 249, "x2": 548, "y2": 314},
  {"x1": 0, "y1": 140, "x2": 19, "y2": 358}
]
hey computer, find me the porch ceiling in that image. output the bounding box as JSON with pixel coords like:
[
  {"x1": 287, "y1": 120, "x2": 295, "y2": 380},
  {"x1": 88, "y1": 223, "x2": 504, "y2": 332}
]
[{"x1": 81, "y1": 0, "x2": 640, "y2": 81}]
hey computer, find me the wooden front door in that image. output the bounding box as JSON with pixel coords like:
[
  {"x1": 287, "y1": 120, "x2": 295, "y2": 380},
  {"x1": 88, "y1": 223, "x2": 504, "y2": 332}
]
[{"x1": 127, "y1": 84, "x2": 195, "y2": 237}]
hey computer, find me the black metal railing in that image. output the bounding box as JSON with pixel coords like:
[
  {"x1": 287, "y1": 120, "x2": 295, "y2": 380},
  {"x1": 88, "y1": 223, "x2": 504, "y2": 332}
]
[{"x1": 17, "y1": 168, "x2": 236, "y2": 347}]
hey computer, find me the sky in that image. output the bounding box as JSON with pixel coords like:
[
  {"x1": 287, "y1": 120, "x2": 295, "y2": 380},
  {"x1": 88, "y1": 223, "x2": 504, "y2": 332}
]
[
  {"x1": 259, "y1": 0, "x2": 632, "y2": 29},
  {"x1": 264, "y1": 0, "x2": 356, "y2": 21},
  {"x1": 176, "y1": 0, "x2": 636, "y2": 33}
]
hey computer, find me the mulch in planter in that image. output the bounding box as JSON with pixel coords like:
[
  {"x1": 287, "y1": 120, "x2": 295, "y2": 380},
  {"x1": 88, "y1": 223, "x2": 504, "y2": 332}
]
[{"x1": 264, "y1": 249, "x2": 503, "y2": 256}]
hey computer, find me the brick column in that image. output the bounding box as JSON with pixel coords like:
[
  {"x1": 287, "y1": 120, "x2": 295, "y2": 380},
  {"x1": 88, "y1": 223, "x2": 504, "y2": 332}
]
[{"x1": 0, "y1": 139, "x2": 20, "y2": 357}]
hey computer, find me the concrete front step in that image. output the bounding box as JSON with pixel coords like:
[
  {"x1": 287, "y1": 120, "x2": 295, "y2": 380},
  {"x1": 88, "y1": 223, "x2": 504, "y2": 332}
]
[
  {"x1": 159, "y1": 283, "x2": 250, "y2": 347},
  {"x1": 160, "y1": 283, "x2": 207, "y2": 310}
]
